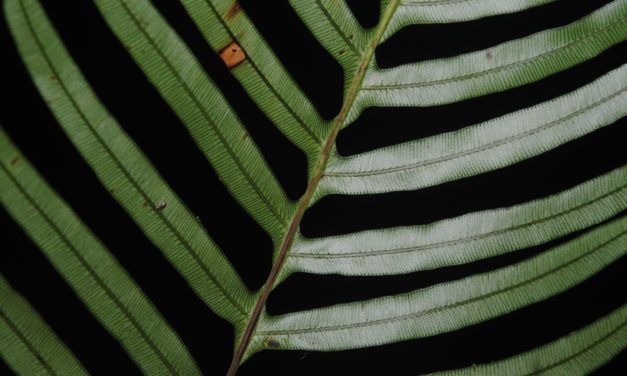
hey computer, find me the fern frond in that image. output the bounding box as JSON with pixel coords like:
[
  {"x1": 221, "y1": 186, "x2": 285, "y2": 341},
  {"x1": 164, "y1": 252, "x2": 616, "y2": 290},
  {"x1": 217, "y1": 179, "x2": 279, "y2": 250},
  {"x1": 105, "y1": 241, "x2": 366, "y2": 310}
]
[{"x1": 2, "y1": 0, "x2": 625, "y2": 374}]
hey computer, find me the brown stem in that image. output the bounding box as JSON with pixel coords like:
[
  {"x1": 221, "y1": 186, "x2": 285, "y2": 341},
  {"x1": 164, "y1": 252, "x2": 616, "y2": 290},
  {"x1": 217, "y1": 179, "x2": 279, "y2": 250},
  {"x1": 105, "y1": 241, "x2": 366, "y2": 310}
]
[{"x1": 226, "y1": 2, "x2": 400, "y2": 374}]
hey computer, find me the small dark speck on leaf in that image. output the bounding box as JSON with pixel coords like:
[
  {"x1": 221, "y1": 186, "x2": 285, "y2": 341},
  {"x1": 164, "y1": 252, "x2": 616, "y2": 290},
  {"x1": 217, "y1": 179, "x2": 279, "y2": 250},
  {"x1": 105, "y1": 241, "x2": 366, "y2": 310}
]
[
  {"x1": 142, "y1": 202, "x2": 148, "y2": 208},
  {"x1": 339, "y1": 49, "x2": 346, "y2": 55},
  {"x1": 349, "y1": 34, "x2": 354, "y2": 40},
  {"x1": 9, "y1": 156, "x2": 20, "y2": 166},
  {"x1": 241, "y1": 131, "x2": 249, "y2": 141},
  {"x1": 267, "y1": 338, "x2": 280, "y2": 348},
  {"x1": 486, "y1": 50, "x2": 493, "y2": 60},
  {"x1": 50, "y1": 75, "x2": 56, "y2": 80},
  {"x1": 155, "y1": 201, "x2": 167, "y2": 211}
]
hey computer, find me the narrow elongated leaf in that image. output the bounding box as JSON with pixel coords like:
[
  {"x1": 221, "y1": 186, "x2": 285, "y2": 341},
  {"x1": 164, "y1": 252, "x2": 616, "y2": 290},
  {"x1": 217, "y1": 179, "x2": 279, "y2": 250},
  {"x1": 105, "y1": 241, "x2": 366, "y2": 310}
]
[
  {"x1": 351, "y1": 1, "x2": 627, "y2": 121},
  {"x1": 320, "y1": 65, "x2": 627, "y2": 196},
  {"x1": 0, "y1": 128, "x2": 201, "y2": 375},
  {"x1": 255, "y1": 216, "x2": 627, "y2": 354},
  {"x1": 5, "y1": 0, "x2": 253, "y2": 328},
  {"x1": 385, "y1": 0, "x2": 559, "y2": 38},
  {"x1": 0, "y1": 275, "x2": 88, "y2": 376},
  {"x1": 287, "y1": 166, "x2": 627, "y2": 276},
  {"x1": 430, "y1": 304, "x2": 627, "y2": 376}
]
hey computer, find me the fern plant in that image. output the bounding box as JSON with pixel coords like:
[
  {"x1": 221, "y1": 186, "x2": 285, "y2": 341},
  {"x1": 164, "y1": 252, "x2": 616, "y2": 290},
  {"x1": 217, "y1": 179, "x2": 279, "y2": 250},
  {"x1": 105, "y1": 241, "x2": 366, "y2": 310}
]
[{"x1": 1, "y1": 0, "x2": 626, "y2": 375}]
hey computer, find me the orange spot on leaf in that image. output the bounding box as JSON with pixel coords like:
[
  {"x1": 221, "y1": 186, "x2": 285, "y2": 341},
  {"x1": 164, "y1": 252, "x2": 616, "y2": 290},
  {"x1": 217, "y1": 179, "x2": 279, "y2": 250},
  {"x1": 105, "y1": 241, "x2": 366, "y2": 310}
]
[{"x1": 219, "y1": 42, "x2": 246, "y2": 68}]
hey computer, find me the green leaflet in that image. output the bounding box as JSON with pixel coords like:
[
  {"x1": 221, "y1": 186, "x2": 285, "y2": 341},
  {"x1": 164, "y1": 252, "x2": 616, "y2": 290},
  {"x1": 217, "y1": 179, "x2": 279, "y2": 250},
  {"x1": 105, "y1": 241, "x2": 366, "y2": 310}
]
[
  {"x1": 320, "y1": 65, "x2": 627, "y2": 197},
  {"x1": 287, "y1": 166, "x2": 627, "y2": 276},
  {"x1": 255, "y1": 216, "x2": 627, "y2": 354},
  {"x1": 351, "y1": 1, "x2": 627, "y2": 122},
  {"x1": 429, "y1": 304, "x2": 627, "y2": 376},
  {"x1": 0, "y1": 128, "x2": 201, "y2": 375},
  {"x1": 386, "y1": 0, "x2": 559, "y2": 38},
  {"x1": 0, "y1": 275, "x2": 88, "y2": 376},
  {"x1": 5, "y1": 0, "x2": 254, "y2": 329}
]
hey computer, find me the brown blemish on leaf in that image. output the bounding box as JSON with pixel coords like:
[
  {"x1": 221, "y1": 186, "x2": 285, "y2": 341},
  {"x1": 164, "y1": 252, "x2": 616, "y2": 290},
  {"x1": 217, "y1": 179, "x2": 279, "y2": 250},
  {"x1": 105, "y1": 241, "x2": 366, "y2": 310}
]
[
  {"x1": 219, "y1": 42, "x2": 246, "y2": 68},
  {"x1": 126, "y1": 44, "x2": 133, "y2": 50},
  {"x1": 9, "y1": 156, "x2": 20, "y2": 166},
  {"x1": 486, "y1": 50, "x2": 493, "y2": 61},
  {"x1": 241, "y1": 131, "x2": 249, "y2": 141},
  {"x1": 50, "y1": 75, "x2": 56, "y2": 80},
  {"x1": 226, "y1": 2, "x2": 242, "y2": 20},
  {"x1": 142, "y1": 202, "x2": 149, "y2": 208},
  {"x1": 339, "y1": 49, "x2": 346, "y2": 55},
  {"x1": 155, "y1": 201, "x2": 167, "y2": 211},
  {"x1": 267, "y1": 338, "x2": 280, "y2": 348},
  {"x1": 349, "y1": 34, "x2": 354, "y2": 40},
  {"x1": 109, "y1": 188, "x2": 116, "y2": 193}
]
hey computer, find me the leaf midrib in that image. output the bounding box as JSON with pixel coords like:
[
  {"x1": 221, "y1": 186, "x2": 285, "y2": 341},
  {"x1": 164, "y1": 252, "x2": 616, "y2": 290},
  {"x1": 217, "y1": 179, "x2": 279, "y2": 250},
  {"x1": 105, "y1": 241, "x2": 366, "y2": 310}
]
[
  {"x1": 225, "y1": 1, "x2": 402, "y2": 374},
  {"x1": 0, "y1": 309, "x2": 57, "y2": 375}
]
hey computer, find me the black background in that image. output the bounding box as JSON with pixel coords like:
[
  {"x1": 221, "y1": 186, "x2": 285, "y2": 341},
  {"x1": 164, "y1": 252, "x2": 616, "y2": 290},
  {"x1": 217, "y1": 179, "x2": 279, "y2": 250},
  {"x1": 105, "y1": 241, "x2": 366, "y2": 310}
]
[{"x1": 1, "y1": 0, "x2": 626, "y2": 375}]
